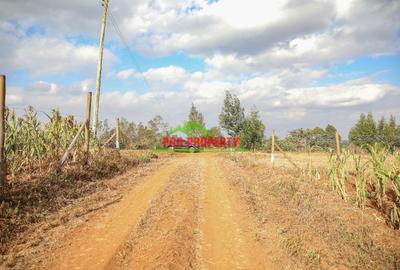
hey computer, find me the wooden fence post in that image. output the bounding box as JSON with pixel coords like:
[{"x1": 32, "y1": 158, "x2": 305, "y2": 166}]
[
  {"x1": 84, "y1": 92, "x2": 92, "y2": 165},
  {"x1": 271, "y1": 129, "x2": 275, "y2": 165},
  {"x1": 115, "y1": 117, "x2": 120, "y2": 149},
  {"x1": 335, "y1": 129, "x2": 341, "y2": 157},
  {"x1": 0, "y1": 75, "x2": 6, "y2": 188}
]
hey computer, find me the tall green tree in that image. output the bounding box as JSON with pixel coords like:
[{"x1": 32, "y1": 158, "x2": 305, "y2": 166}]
[
  {"x1": 324, "y1": 124, "x2": 337, "y2": 149},
  {"x1": 349, "y1": 113, "x2": 400, "y2": 149},
  {"x1": 349, "y1": 112, "x2": 377, "y2": 146},
  {"x1": 238, "y1": 107, "x2": 265, "y2": 151},
  {"x1": 219, "y1": 91, "x2": 245, "y2": 136},
  {"x1": 281, "y1": 125, "x2": 338, "y2": 151},
  {"x1": 349, "y1": 113, "x2": 378, "y2": 146},
  {"x1": 188, "y1": 103, "x2": 204, "y2": 125},
  {"x1": 383, "y1": 115, "x2": 398, "y2": 149},
  {"x1": 170, "y1": 120, "x2": 209, "y2": 137}
]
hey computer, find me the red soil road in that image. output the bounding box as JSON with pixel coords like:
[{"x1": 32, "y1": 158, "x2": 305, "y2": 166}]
[
  {"x1": 199, "y1": 155, "x2": 275, "y2": 269},
  {"x1": 46, "y1": 157, "x2": 183, "y2": 270},
  {"x1": 45, "y1": 154, "x2": 277, "y2": 269}
]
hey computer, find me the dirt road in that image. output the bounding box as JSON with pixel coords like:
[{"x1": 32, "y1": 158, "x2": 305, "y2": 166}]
[
  {"x1": 31, "y1": 152, "x2": 400, "y2": 270},
  {"x1": 41, "y1": 154, "x2": 277, "y2": 269}
]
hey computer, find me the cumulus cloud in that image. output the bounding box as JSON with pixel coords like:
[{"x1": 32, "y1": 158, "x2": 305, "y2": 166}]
[
  {"x1": 116, "y1": 68, "x2": 136, "y2": 80},
  {"x1": 133, "y1": 0, "x2": 399, "y2": 71},
  {"x1": 0, "y1": 22, "x2": 115, "y2": 75},
  {"x1": 1, "y1": 0, "x2": 399, "y2": 136},
  {"x1": 6, "y1": 68, "x2": 399, "y2": 135},
  {"x1": 283, "y1": 81, "x2": 394, "y2": 108},
  {"x1": 141, "y1": 65, "x2": 188, "y2": 85}
]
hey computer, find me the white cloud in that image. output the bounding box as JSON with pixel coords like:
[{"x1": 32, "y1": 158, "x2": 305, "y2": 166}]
[
  {"x1": 1, "y1": 0, "x2": 400, "y2": 137},
  {"x1": 141, "y1": 65, "x2": 188, "y2": 85},
  {"x1": 116, "y1": 68, "x2": 136, "y2": 80},
  {"x1": 7, "y1": 71, "x2": 398, "y2": 133},
  {"x1": 203, "y1": 0, "x2": 288, "y2": 29},
  {"x1": 283, "y1": 81, "x2": 394, "y2": 108},
  {"x1": 0, "y1": 23, "x2": 115, "y2": 75},
  {"x1": 80, "y1": 79, "x2": 93, "y2": 92}
]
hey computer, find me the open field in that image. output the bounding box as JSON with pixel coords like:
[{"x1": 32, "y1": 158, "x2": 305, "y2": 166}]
[
  {"x1": 238, "y1": 151, "x2": 369, "y2": 169},
  {"x1": 1, "y1": 151, "x2": 400, "y2": 269}
]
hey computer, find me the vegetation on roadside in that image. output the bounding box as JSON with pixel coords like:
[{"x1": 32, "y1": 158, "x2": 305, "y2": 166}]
[
  {"x1": 324, "y1": 144, "x2": 400, "y2": 229},
  {"x1": 1, "y1": 106, "x2": 162, "y2": 257},
  {"x1": 0, "y1": 149, "x2": 158, "y2": 255},
  {"x1": 225, "y1": 152, "x2": 400, "y2": 269}
]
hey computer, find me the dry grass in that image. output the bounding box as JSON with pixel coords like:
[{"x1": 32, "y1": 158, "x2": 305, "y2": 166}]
[
  {"x1": 221, "y1": 154, "x2": 400, "y2": 269},
  {"x1": 0, "y1": 149, "x2": 159, "y2": 258}
]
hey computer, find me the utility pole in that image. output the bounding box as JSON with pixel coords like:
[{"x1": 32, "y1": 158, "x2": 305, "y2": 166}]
[{"x1": 92, "y1": 0, "x2": 109, "y2": 140}]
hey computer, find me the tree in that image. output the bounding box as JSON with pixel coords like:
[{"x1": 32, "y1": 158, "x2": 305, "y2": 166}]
[
  {"x1": 134, "y1": 123, "x2": 154, "y2": 149},
  {"x1": 119, "y1": 117, "x2": 137, "y2": 148},
  {"x1": 188, "y1": 103, "x2": 204, "y2": 125},
  {"x1": 219, "y1": 91, "x2": 245, "y2": 136},
  {"x1": 209, "y1": 126, "x2": 222, "y2": 137},
  {"x1": 147, "y1": 115, "x2": 168, "y2": 147},
  {"x1": 170, "y1": 120, "x2": 209, "y2": 137},
  {"x1": 238, "y1": 107, "x2": 265, "y2": 151},
  {"x1": 280, "y1": 125, "x2": 338, "y2": 151},
  {"x1": 382, "y1": 115, "x2": 398, "y2": 149},
  {"x1": 349, "y1": 112, "x2": 377, "y2": 146},
  {"x1": 324, "y1": 124, "x2": 337, "y2": 150}
]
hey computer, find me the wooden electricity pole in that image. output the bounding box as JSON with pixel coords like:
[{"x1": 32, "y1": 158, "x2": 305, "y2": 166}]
[
  {"x1": 92, "y1": 0, "x2": 109, "y2": 140},
  {"x1": 84, "y1": 92, "x2": 92, "y2": 165},
  {"x1": 0, "y1": 75, "x2": 6, "y2": 188},
  {"x1": 271, "y1": 129, "x2": 275, "y2": 165},
  {"x1": 115, "y1": 117, "x2": 120, "y2": 149}
]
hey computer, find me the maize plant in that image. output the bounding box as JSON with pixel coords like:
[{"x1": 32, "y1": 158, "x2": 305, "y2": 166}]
[
  {"x1": 386, "y1": 151, "x2": 400, "y2": 228},
  {"x1": 4, "y1": 107, "x2": 85, "y2": 176},
  {"x1": 305, "y1": 154, "x2": 320, "y2": 183},
  {"x1": 353, "y1": 154, "x2": 369, "y2": 209},
  {"x1": 391, "y1": 203, "x2": 399, "y2": 229},
  {"x1": 365, "y1": 143, "x2": 389, "y2": 209},
  {"x1": 327, "y1": 150, "x2": 349, "y2": 200},
  {"x1": 327, "y1": 151, "x2": 338, "y2": 190}
]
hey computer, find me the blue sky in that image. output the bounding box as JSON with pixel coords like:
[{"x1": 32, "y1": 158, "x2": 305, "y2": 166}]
[{"x1": 0, "y1": 0, "x2": 399, "y2": 137}]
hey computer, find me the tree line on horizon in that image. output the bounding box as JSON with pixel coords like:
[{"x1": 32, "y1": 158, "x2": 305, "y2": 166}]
[{"x1": 98, "y1": 91, "x2": 400, "y2": 151}]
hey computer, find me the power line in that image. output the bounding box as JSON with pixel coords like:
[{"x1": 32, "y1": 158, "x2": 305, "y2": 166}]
[
  {"x1": 108, "y1": 10, "x2": 153, "y2": 90},
  {"x1": 103, "y1": 4, "x2": 172, "y2": 122}
]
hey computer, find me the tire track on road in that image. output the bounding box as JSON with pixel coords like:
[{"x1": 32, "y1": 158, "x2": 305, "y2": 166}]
[
  {"x1": 107, "y1": 157, "x2": 202, "y2": 270},
  {"x1": 199, "y1": 154, "x2": 276, "y2": 270},
  {"x1": 46, "y1": 157, "x2": 186, "y2": 270}
]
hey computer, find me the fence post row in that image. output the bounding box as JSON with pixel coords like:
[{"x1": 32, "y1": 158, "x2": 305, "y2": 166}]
[
  {"x1": 0, "y1": 75, "x2": 6, "y2": 188},
  {"x1": 84, "y1": 92, "x2": 92, "y2": 165}
]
